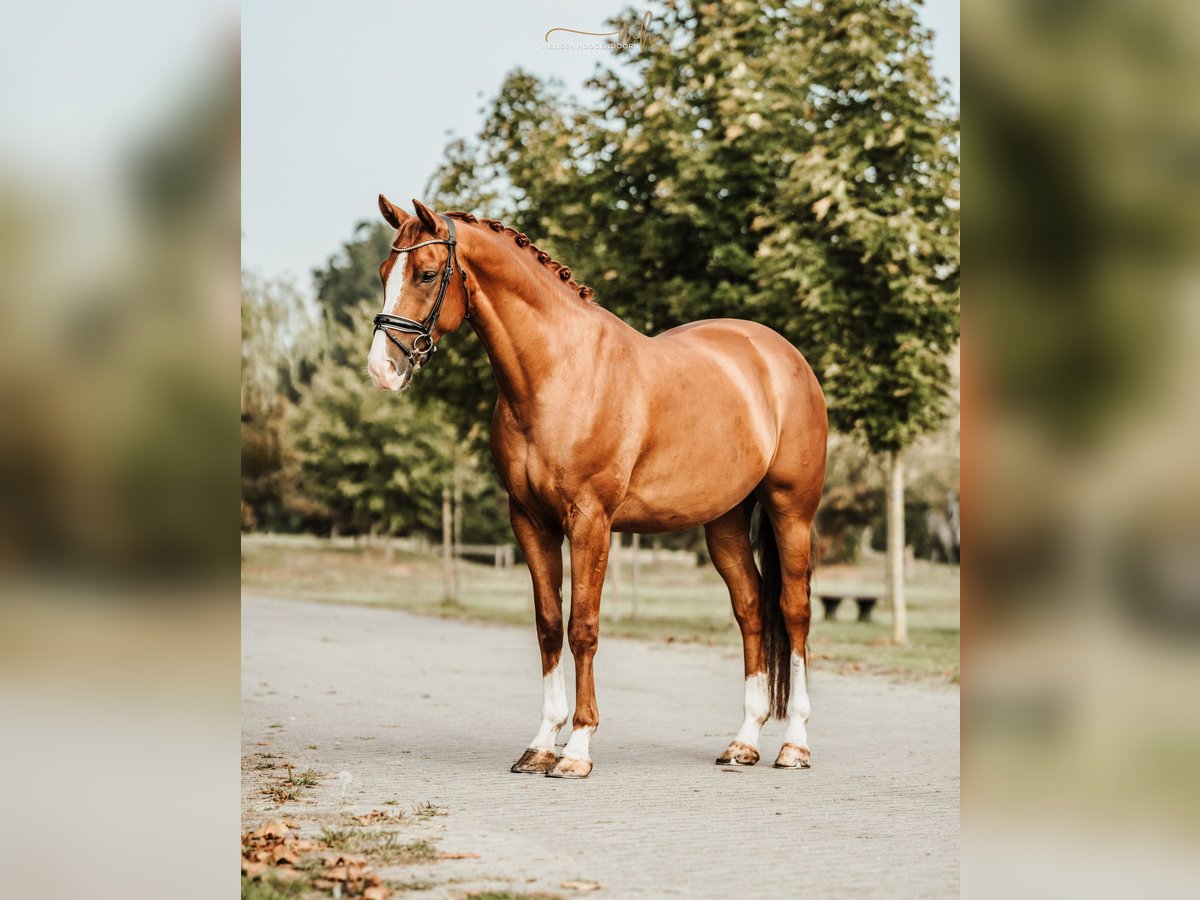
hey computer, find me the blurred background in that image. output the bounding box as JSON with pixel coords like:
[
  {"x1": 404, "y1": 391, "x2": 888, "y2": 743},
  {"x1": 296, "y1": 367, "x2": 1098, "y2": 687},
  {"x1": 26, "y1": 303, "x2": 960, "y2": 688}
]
[
  {"x1": 2, "y1": 0, "x2": 1196, "y2": 895},
  {"x1": 0, "y1": 1, "x2": 238, "y2": 897},
  {"x1": 965, "y1": 0, "x2": 1200, "y2": 893}
]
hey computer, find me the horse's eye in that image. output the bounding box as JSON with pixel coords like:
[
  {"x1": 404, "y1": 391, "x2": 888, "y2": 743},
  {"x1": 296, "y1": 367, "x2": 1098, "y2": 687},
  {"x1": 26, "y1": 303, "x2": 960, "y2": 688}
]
[{"x1": 420, "y1": 270, "x2": 437, "y2": 283}]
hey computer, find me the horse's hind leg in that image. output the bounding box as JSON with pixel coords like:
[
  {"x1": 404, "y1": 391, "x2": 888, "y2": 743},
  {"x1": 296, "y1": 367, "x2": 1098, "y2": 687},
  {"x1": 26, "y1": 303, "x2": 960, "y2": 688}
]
[
  {"x1": 760, "y1": 497, "x2": 817, "y2": 770},
  {"x1": 706, "y1": 502, "x2": 769, "y2": 766}
]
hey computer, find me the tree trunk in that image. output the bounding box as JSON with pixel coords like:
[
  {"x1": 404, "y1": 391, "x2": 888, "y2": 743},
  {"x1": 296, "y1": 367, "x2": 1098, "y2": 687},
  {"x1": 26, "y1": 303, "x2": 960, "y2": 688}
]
[
  {"x1": 452, "y1": 445, "x2": 463, "y2": 551},
  {"x1": 609, "y1": 532, "x2": 622, "y2": 620},
  {"x1": 442, "y1": 485, "x2": 455, "y2": 602},
  {"x1": 452, "y1": 448, "x2": 463, "y2": 600},
  {"x1": 630, "y1": 532, "x2": 641, "y2": 620},
  {"x1": 886, "y1": 448, "x2": 908, "y2": 644}
]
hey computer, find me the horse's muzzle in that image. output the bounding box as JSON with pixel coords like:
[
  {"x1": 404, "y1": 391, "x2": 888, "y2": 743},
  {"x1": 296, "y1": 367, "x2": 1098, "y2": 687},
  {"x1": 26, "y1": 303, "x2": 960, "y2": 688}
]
[{"x1": 368, "y1": 333, "x2": 413, "y2": 391}]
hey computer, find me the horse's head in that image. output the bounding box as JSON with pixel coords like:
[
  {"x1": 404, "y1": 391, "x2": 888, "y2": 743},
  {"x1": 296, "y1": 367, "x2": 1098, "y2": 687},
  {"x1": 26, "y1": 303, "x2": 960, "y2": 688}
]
[{"x1": 367, "y1": 195, "x2": 470, "y2": 391}]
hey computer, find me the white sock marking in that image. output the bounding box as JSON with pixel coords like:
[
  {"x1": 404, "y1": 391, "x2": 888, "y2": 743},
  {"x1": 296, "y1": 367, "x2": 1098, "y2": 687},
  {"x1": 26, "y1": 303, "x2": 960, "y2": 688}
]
[
  {"x1": 782, "y1": 650, "x2": 811, "y2": 747},
  {"x1": 733, "y1": 672, "x2": 769, "y2": 747},
  {"x1": 528, "y1": 662, "x2": 568, "y2": 751},
  {"x1": 561, "y1": 725, "x2": 594, "y2": 761}
]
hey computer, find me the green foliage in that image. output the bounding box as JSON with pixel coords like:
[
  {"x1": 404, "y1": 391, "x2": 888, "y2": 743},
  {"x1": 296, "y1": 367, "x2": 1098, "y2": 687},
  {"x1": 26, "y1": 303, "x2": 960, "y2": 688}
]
[
  {"x1": 241, "y1": 273, "x2": 324, "y2": 531},
  {"x1": 288, "y1": 301, "x2": 499, "y2": 538},
  {"x1": 241, "y1": 272, "x2": 321, "y2": 414},
  {"x1": 428, "y1": 0, "x2": 959, "y2": 456},
  {"x1": 241, "y1": 402, "x2": 327, "y2": 533},
  {"x1": 754, "y1": 0, "x2": 960, "y2": 452},
  {"x1": 816, "y1": 434, "x2": 884, "y2": 563},
  {"x1": 312, "y1": 222, "x2": 395, "y2": 335},
  {"x1": 243, "y1": 0, "x2": 959, "y2": 543}
]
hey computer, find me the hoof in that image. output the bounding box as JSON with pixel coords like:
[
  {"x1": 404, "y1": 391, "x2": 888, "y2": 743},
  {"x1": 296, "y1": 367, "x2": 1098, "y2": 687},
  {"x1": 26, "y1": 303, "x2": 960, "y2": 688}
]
[
  {"x1": 716, "y1": 741, "x2": 760, "y2": 766},
  {"x1": 510, "y1": 748, "x2": 558, "y2": 774},
  {"x1": 545, "y1": 755, "x2": 593, "y2": 779},
  {"x1": 773, "y1": 743, "x2": 811, "y2": 769}
]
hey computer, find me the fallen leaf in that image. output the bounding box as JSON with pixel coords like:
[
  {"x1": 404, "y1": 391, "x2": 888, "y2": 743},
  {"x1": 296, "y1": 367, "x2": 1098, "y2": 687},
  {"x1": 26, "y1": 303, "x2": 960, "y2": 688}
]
[
  {"x1": 437, "y1": 851, "x2": 481, "y2": 859},
  {"x1": 241, "y1": 861, "x2": 269, "y2": 879},
  {"x1": 270, "y1": 845, "x2": 300, "y2": 866},
  {"x1": 338, "y1": 854, "x2": 368, "y2": 867},
  {"x1": 352, "y1": 809, "x2": 402, "y2": 825},
  {"x1": 562, "y1": 880, "x2": 601, "y2": 892},
  {"x1": 255, "y1": 820, "x2": 290, "y2": 839}
]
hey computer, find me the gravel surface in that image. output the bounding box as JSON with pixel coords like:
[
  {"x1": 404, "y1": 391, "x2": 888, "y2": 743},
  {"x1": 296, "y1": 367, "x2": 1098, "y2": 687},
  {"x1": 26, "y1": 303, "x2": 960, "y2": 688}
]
[{"x1": 242, "y1": 594, "x2": 959, "y2": 898}]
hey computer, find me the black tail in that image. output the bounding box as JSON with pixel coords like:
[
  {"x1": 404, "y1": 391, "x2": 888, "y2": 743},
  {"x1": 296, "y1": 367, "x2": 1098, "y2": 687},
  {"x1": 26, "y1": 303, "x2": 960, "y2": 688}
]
[{"x1": 752, "y1": 503, "x2": 791, "y2": 720}]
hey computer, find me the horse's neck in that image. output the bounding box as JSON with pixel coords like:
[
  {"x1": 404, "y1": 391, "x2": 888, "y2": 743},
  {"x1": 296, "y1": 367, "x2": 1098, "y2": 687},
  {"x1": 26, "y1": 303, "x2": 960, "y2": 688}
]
[{"x1": 467, "y1": 263, "x2": 592, "y2": 409}]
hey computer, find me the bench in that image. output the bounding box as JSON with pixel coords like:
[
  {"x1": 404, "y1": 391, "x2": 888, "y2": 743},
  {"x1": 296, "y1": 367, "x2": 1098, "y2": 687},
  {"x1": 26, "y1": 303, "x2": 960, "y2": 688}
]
[{"x1": 817, "y1": 595, "x2": 879, "y2": 623}]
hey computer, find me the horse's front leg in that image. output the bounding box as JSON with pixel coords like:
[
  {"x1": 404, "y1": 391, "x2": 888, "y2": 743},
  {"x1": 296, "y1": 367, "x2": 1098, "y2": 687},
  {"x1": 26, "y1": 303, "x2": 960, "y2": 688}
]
[
  {"x1": 508, "y1": 500, "x2": 568, "y2": 775},
  {"x1": 546, "y1": 508, "x2": 611, "y2": 779}
]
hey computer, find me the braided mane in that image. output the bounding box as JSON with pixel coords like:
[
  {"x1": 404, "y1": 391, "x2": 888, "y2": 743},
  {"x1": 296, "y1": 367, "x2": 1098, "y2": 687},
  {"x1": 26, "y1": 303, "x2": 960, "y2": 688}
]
[{"x1": 444, "y1": 211, "x2": 595, "y2": 302}]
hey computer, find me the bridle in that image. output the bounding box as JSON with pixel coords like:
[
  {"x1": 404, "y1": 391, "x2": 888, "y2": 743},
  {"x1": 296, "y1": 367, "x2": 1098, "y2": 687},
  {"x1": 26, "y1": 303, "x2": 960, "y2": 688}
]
[{"x1": 373, "y1": 214, "x2": 469, "y2": 368}]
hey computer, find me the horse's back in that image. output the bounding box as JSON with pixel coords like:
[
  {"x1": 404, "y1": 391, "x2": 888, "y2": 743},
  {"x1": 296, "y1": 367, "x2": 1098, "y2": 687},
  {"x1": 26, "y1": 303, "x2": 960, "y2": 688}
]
[
  {"x1": 602, "y1": 317, "x2": 824, "y2": 531},
  {"x1": 656, "y1": 319, "x2": 828, "y2": 515},
  {"x1": 653, "y1": 317, "x2": 823, "y2": 408}
]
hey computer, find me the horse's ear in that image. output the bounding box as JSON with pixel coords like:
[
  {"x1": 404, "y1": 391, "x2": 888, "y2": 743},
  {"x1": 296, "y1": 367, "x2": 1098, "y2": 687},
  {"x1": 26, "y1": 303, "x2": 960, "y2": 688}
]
[
  {"x1": 411, "y1": 198, "x2": 441, "y2": 235},
  {"x1": 378, "y1": 194, "x2": 409, "y2": 229}
]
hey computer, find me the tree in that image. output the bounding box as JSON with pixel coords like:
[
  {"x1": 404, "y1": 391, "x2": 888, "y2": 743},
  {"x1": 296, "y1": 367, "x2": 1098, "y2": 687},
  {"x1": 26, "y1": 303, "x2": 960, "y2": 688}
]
[
  {"x1": 312, "y1": 222, "x2": 395, "y2": 335},
  {"x1": 241, "y1": 271, "x2": 322, "y2": 409},
  {"x1": 755, "y1": 0, "x2": 959, "y2": 641},
  {"x1": 426, "y1": 1, "x2": 959, "y2": 641},
  {"x1": 291, "y1": 301, "x2": 451, "y2": 537},
  {"x1": 289, "y1": 300, "x2": 501, "y2": 540},
  {"x1": 241, "y1": 272, "x2": 323, "y2": 531}
]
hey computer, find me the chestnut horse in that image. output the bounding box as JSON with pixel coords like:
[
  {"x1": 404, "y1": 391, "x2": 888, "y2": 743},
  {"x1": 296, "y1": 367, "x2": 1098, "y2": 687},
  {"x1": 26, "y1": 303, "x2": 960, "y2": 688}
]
[{"x1": 368, "y1": 197, "x2": 827, "y2": 778}]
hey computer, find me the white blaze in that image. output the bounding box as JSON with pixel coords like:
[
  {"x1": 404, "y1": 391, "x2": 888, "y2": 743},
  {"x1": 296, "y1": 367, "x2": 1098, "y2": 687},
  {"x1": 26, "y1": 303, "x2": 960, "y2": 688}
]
[
  {"x1": 367, "y1": 251, "x2": 409, "y2": 388},
  {"x1": 782, "y1": 650, "x2": 811, "y2": 747},
  {"x1": 733, "y1": 672, "x2": 770, "y2": 747},
  {"x1": 528, "y1": 662, "x2": 568, "y2": 751},
  {"x1": 382, "y1": 250, "x2": 409, "y2": 313}
]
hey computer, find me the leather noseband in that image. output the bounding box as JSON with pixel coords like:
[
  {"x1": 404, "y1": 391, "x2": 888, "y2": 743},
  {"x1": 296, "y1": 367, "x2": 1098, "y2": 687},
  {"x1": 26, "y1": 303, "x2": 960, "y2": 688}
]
[{"x1": 373, "y1": 214, "x2": 468, "y2": 368}]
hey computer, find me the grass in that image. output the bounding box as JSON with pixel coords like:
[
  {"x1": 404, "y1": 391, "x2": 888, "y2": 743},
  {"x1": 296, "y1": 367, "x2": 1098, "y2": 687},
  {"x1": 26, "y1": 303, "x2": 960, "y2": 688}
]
[
  {"x1": 264, "y1": 785, "x2": 300, "y2": 803},
  {"x1": 319, "y1": 827, "x2": 439, "y2": 865},
  {"x1": 241, "y1": 534, "x2": 958, "y2": 683},
  {"x1": 259, "y1": 766, "x2": 322, "y2": 803},
  {"x1": 388, "y1": 878, "x2": 439, "y2": 892},
  {"x1": 241, "y1": 873, "x2": 311, "y2": 900},
  {"x1": 286, "y1": 768, "x2": 323, "y2": 788},
  {"x1": 412, "y1": 801, "x2": 447, "y2": 818}
]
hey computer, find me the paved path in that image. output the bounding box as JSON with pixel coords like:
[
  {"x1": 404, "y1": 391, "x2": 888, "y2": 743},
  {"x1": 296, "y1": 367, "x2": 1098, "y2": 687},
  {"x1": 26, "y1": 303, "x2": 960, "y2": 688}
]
[{"x1": 242, "y1": 595, "x2": 959, "y2": 897}]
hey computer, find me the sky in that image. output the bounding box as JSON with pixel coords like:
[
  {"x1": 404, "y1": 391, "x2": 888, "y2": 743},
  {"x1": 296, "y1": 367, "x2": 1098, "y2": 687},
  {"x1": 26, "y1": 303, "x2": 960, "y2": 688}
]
[{"x1": 242, "y1": 0, "x2": 959, "y2": 288}]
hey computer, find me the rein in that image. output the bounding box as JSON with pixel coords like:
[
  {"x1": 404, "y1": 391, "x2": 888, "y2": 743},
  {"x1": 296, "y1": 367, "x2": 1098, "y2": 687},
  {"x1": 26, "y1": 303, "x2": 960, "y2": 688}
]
[{"x1": 373, "y1": 214, "x2": 468, "y2": 368}]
